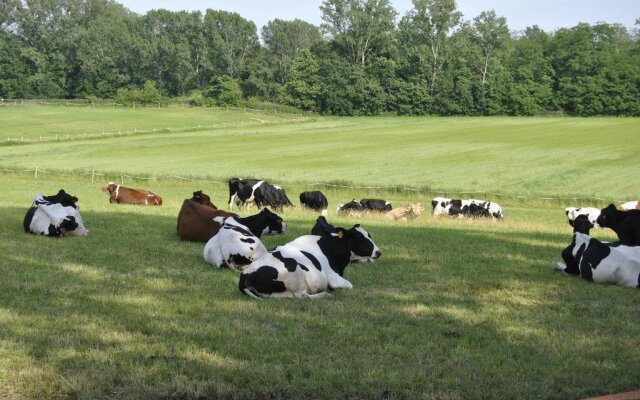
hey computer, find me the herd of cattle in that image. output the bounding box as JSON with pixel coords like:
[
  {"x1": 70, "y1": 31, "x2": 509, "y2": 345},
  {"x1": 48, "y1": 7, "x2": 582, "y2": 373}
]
[{"x1": 21, "y1": 178, "x2": 640, "y2": 296}]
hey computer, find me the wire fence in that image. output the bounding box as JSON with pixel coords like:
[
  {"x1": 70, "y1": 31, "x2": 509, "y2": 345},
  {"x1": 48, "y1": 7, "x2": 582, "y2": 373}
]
[{"x1": 0, "y1": 166, "x2": 632, "y2": 205}]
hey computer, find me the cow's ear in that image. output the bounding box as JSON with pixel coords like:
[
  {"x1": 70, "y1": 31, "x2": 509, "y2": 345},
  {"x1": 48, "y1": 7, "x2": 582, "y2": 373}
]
[{"x1": 354, "y1": 224, "x2": 361, "y2": 228}]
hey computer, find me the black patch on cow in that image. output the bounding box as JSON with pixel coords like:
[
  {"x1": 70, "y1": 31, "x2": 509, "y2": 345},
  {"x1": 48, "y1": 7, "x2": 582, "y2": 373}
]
[
  {"x1": 301, "y1": 250, "x2": 322, "y2": 271},
  {"x1": 311, "y1": 216, "x2": 337, "y2": 237},
  {"x1": 240, "y1": 237, "x2": 255, "y2": 244},
  {"x1": 271, "y1": 251, "x2": 305, "y2": 272},
  {"x1": 23, "y1": 207, "x2": 36, "y2": 233},
  {"x1": 239, "y1": 266, "x2": 286, "y2": 297},
  {"x1": 361, "y1": 198, "x2": 392, "y2": 212},
  {"x1": 223, "y1": 223, "x2": 254, "y2": 237},
  {"x1": 60, "y1": 216, "x2": 79, "y2": 232},
  {"x1": 572, "y1": 215, "x2": 593, "y2": 235},
  {"x1": 236, "y1": 208, "x2": 284, "y2": 237},
  {"x1": 317, "y1": 233, "x2": 352, "y2": 276},
  {"x1": 579, "y1": 239, "x2": 611, "y2": 281},
  {"x1": 561, "y1": 235, "x2": 580, "y2": 275},
  {"x1": 48, "y1": 224, "x2": 62, "y2": 237},
  {"x1": 229, "y1": 254, "x2": 252, "y2": 267}
]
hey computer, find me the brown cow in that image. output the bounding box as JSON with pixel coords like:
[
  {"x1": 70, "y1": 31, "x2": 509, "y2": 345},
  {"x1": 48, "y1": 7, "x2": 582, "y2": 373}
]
[
  {"x1": 102, "y1": 182, "x2": 163, "y2": 205},
  {"x1": 177, "y1": 191, "x2": 237, "y2": 242}
]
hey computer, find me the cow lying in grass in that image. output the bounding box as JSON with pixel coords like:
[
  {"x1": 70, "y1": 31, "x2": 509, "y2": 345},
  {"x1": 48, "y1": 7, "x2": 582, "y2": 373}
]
[
  {"x1": 203, "y1": 208, "x2": 287, "y2": 270},
  {"x1": 177, "y1": 190, "x2": 237, "y2": 242},
  {"x1": 556, "y1": 215, "x2": 640, "y2": 288},
  {"x1": 385, "y1": 203, "x2": 424, "y2": 221},
  {"x1": 431, "y1": 197, "x2": 503, "y2": 219},
  {"x1": 102, "y1": 182, "x2": 162, "y2": 205},
  {"x1": 23, "y1": 190, "x2": 89, "y2": 237},
  {"x1": 565, "y1": 207, "x2": 600, "y2": 228},
  {"x1": 596, "y1": 204, "x2": 640, "y2": 245},
  {"x1": 239, "y1": 217, "x2": 381, "y2": 299}
]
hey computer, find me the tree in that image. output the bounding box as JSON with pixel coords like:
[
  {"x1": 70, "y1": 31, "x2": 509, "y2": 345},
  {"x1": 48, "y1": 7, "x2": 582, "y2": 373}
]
[
  {"x1": 320, "y1": 0, "x2": 397, "y2": 65},
  {"x1": 283, "y1": 48, "x2": 320, "y2": 110},
  {"x1": 469, "y1": 10, "x2": 510, "y2": 86}
]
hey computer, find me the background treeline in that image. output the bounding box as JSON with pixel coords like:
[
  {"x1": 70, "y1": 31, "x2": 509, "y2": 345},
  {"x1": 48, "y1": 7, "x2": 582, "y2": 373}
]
[{"x1": 1, "y1": 0, "x2": 639, "y2": 116}]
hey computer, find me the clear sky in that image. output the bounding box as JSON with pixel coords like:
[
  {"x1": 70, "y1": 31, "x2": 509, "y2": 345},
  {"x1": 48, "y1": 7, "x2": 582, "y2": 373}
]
[{"x1": 117, "y1": 0, "x2": 639, "y2": 33}]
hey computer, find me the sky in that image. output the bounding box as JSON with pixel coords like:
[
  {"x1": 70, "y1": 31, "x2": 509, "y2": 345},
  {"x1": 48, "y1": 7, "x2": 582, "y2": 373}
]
[{"x1": 117, "y1": 0, "x2": 639, "y2": 33}]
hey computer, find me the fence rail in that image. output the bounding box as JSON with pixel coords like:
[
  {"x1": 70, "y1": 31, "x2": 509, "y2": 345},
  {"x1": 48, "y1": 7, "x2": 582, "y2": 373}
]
[{"x1": 0, "y1": 166, "x2": 631, "y2": 204}]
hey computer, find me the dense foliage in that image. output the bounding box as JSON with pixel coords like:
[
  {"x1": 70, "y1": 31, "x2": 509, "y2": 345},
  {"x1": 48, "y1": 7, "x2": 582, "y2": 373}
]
[{"x1": 1, "y1": 0, "x2": 638, "y2": 116}]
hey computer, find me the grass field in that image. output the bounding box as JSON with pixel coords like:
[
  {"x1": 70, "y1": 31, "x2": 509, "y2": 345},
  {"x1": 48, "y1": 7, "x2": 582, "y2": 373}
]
[{"x1": 0, "y1": 105, "x2": 639, "y2": 399}]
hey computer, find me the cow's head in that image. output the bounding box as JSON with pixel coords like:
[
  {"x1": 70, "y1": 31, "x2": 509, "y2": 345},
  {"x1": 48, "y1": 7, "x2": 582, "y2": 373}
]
[
  {"x1": 342, "y1": 224, "x2": 381, "y2": 263},
  {"x1": 102, "y1": 182, "x2": 117, "y2": 195},
  {"x1": 192, "y1": 190, "x2": 216, "y2": 209},
  {"x1": 572, "y1": 214, "x2": 593, "y2": 235},
  {"x1": 43, "y1": 189, "x2": 79, "y2": 207},
  {"x1": 596, "y1": 204, "x2": 619, "y2": 228},
  {"x1": 258, "y1": 208, "x2": 287, "y2": 235}
]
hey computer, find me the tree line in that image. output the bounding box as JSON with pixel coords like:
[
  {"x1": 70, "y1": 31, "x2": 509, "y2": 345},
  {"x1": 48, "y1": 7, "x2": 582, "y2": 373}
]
[{"x1": 1, "y1": 0, "x2": 639, "y2": 116}]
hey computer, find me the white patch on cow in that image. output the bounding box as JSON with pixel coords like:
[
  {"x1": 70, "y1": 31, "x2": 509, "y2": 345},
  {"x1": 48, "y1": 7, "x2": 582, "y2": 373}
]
[
  {"x1": 620, "y1": 201, "x2": 639, "y2": 211},
  {"x1": 203, "y1": 217, "x2": 267, "y2": 270}
]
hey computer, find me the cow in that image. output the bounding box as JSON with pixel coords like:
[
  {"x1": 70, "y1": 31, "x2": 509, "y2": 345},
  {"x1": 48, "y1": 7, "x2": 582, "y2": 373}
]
[
  {"x1": 336, "y1": 200, "x2": 365, "y2": 216},
  {"x1": 555, "y1": 219, "x2": 640, "y2": 288},
  {"x1": 239, "y1": 221, "x2": 382, "y2": 299},
  {"x1": 621, "y1": 201, "x2": 640, "y2": 211},
  {"x1": 177, "y1": 191, "x2": 238, "y2": 242},
  {"x1": 102, "y1": 182, "x2": 162, "y2": 205},
  {"x1": 299, "y1": 191, "x2": 328, "y2": 212},
  {"x1": 361, "y1": 198, "x2": 392, "y2": 213},
  {"x1": 23, "y1": 190, "x2": 89, "y2": 237},
  {"x1": 228, "y1": 178, "x2": 293, "y2": 211},
  {"x1": 203, "y1": 208, "x2": 287, "y2": 270},
  {"x1": 431, "y1": 197, "x2": 503, "y2": 219},
  {"x1": 565, "y1": 207, "x2": 601, "y2": 228},
  {"x1": 384, "y1": 203, "x2": 424, "y2": 222},
  {"x1": 596, "y1": 204, "x2": 640, "y2": 246}
]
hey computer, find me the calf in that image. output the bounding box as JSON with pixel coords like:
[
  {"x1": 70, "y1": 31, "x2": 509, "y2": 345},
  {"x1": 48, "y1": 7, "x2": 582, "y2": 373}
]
[
  {"x1": 385, "y1": 203, "x2": 424, "y2": 221},
  {"x1": 596, "y1": 204, "x2": 640, "y2": 245},
  {"x1": 177, "y1": 191, "x2": 237, "y2": 242},
  {"x1": 565, "y1": 207, "x2": 600, "y2": 228},
  {"x1": 239, "y1": 222, "x2": 381, "y2": 299},
  {"x1": 555, "y1": 229, "x2": 640, "y2": 288},
  {"x1": 102, "y1": 182, "x2": 162, "y2": 205},
  {"x1": 361, "y1": 198, "x2": 392, "y2": 213},
  {"x1": 299, "y1": 191, "x2": 328, "y2": 212},
  {"x1": 203, "y1": 208, "x2": 287, "y2": 270},
  {"x1": 23, "y1": 190, "x2": 89, "y2": 237}
]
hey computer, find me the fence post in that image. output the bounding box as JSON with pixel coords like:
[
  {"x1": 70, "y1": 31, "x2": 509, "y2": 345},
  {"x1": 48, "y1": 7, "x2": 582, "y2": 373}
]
[
  {"x1": 91, "y1": 169, "x2": 95, "y2": 183},
  {"x1": 121, "y1": 174, "x2": 124, "y2": 185},
  {"x1": 34, "y1": 166, "x2": 38, "y2": 179}
]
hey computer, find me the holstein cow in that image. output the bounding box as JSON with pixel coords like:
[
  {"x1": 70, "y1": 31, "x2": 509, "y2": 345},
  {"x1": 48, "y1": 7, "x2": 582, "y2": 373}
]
[
  {"x1": 565, "y1": 207, "x2": 601, "y2": 228},
  {"x1": 336, "y1": 199, "x2": 365, "y2": 216},
  {"x1": 177, "y1": 190, "x2": 238, "y2": 242},
  {"x1": 228, "y1": 178, "x2": 293, "y2": 211},
  {"x1": 361, "y1": 198, "x2": 392, "y2": 212},
  {"x1": 555, "y1": 215, "x2": 640, "y2": 288},
  {"x1": 203, "y1": 208, "x2": 287, "y2": 270},
  {"x1": 431, "y1": 197, "x2": 503, "y2": 219},
  {"x1": 596, "y1": 204, "x2": 640, "y2": 246},
  {"x1": 299, "y1": 191, "x2": 328, "y2": 213},
  {"x1": 239, "y1": 220, "x2": 381, "y2": 299},
  {"x1": 621, "y1": 200, "x2": 640, "y2": 211},
  {"x1": 384, "y1": 203, "x2": 424, "y2": 222},
  {"x1": 102, "y1": 182, "x2": 162, "y2": 205},
  {"x1": 23, "y1": 190, "x2": 89, "y2": 237}
]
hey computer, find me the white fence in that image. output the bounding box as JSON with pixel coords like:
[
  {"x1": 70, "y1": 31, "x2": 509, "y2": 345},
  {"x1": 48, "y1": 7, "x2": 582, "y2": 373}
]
[{"x1": 0, "y1": 166, "x2": 631, "y2": 204}]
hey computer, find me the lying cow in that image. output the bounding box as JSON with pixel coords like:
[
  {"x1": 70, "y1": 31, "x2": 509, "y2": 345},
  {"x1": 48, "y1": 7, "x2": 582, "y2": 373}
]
[
  {"x1": 621, "y1": 201, "x2": 639, "y2": 211},
  {"x1": 239, "y1": 220, "x2": 381, "y2": 299},
  {"x1": 556, "y1": 216, "x2": 640, "y2": 288},
  {"x1": 23, "y1": 190, "x2": 89, "y2": 237},
  {"x1": 228, "y1": 178, "x2": 293, "y2": 210},
  {"x1": 385, "y1": 203, "x2": 424, "y2": 221},
  {"x1": 299, "y1": 191, "x2": 328, "y2": 212},
  {"x1": 203, "y1": 208, "x2": 287, "y2": 270},
  {"x1": 431, "y1": 197, "x2": 503, "y2": 219},
  {"x1": 177, "y1": 191, "x2": 238, "y2": 242},
  {"x1": 102, "y1": 182, "x2": 162, "y2": 205},
  {"x1": 361, "y1": 198, "x2": 392, "y2": 212},
  {"x1": 596, "y1": 204, "x2": 640, "y2": 245},
  {"x1": 336, "y1": 200, "x2": 365, "y2": 216},
  {"x1": 565, "y1": 207, "x2": 600, "y2": 228}
]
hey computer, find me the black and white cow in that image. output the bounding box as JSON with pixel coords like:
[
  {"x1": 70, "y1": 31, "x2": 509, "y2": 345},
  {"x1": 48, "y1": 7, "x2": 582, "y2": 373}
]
[
  {"x1": 228, "y1": 178, "x2": 293, "y2": 210},
  {"x1": 596, "y1": 204, "x2": 640, "y2": 246},
  {"x1": 23, "y1": 190, "x2": 89, "y2": 237},
  {"x1": 299, "y1": 191, "x2": 328, "y2": 212},
  {"x1": 361, "y1": 198, "x2": 392, "y2": 212},
  {"x1": 336, "y1": 199, "x2": 365, "y2": 215},
  {"x1": 565, "y1": 207, "x2": 601, "y2": 228},
  {"x1": 431, "y1": 197, "x2": 503, "y2": 219},
  {"x1": 239, "y1": 221, "x2": 382, "y2": 299},
  {"x1": 203, "y1": 208, "x2": 287, "y2": 270},
  {"x1": 555, "y1": 222, "x2": 640, "y2": 288}
]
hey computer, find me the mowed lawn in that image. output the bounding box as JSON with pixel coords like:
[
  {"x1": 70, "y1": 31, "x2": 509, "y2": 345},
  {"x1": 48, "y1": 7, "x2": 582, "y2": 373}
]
[{"x1": 0, "y1": 106, "x2": 639, "y2": 399}]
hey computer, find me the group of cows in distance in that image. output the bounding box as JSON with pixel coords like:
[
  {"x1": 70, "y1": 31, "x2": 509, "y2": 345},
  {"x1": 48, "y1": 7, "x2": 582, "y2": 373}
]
[{"x1": 21, "y1": 178, "x2": 640, "y2": 296}]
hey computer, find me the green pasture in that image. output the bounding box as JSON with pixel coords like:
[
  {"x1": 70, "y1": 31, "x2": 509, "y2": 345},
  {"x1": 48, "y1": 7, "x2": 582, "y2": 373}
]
[
  {"x1": 0, "y1": 105, "x2": 638, "y2": 200},
  {"x1": 0, "y1": 105, "x2": 639, "y2": 399}
]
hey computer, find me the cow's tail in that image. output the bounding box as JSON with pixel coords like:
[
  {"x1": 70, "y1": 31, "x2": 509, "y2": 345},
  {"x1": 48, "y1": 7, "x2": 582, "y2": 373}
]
[{"x1": 238, "y1": 273, "x2": 263, "y2": 299}]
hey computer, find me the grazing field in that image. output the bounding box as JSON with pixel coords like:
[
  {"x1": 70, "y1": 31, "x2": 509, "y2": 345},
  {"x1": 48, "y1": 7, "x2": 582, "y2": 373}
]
[{"x1": 0, "y1": 106, "x2": 639, "y2": 399}]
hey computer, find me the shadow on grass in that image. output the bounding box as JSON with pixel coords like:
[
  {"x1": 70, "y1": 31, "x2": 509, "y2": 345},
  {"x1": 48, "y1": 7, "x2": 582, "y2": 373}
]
[{"x1": 1, "y1": 205, "x2": 639, "y2": 399}]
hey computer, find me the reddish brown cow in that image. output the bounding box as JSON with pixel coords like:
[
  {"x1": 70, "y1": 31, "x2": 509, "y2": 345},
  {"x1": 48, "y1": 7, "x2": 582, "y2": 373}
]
[
  {"x1": 102, "y1": 182, "x2": 163, "y2": 206},
  {"x1": 177, "y1": 191, "x2": 236, "y2": 242}
]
